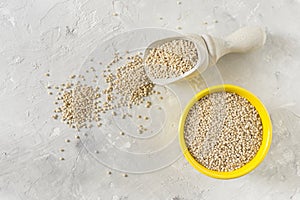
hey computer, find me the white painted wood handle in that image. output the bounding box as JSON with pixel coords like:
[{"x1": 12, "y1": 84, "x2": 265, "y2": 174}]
[{"x1": 202, "y1": 27, "x2": 266, "y2": 65}]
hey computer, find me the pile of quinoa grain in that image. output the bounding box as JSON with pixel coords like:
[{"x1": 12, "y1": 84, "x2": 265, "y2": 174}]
[
  {"x1": 52, "y1": 81, "x2": 101, "y2": 130},
  {"x1": 103, "y1": 54, "x2": 154, "y2": 107},
  {"x1": 184, "y1": 92, "x2": 263, "y2": 172},
  {"x1": 145, "y1": 39, "x2": 198, "y2": 79}
]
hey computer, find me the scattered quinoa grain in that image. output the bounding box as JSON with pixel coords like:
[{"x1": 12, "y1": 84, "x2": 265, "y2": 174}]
[{"x1": 49, "y1": 51, "x2": 157, "y2": 132}]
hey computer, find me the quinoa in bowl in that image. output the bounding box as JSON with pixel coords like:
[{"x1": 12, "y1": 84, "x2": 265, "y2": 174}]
[{"x1": 179, "y1": 85, "x2": 272, "y2": 179}]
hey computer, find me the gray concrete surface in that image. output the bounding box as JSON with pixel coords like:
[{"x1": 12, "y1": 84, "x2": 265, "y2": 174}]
[{"x1": 0, "y1": 0, "x2": 300, "y2": 199}]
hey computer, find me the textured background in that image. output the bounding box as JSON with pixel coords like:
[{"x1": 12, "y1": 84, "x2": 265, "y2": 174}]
[{"x1": 0, "y1": 0, "x2": 300, "y2": 199}]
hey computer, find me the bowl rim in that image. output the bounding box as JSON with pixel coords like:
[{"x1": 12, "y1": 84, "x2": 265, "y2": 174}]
[{"x1": 178, "y1": 84, "x2": 272, "y2": 179}]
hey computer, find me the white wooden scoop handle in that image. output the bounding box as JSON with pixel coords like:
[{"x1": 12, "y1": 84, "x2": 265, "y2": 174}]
[{"x1": 201, "y1": 26, "x2": 266, "y2": 65}]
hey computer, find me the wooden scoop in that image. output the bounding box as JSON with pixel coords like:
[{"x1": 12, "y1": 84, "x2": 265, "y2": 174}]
[{"x1": 144, "y1": 26, "x2": 266, "y2": 85}]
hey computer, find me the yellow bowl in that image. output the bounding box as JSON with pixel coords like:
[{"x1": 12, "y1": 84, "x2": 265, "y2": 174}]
[{"x1": 178, "y1": 84, "x2": 272, "y2": 179}]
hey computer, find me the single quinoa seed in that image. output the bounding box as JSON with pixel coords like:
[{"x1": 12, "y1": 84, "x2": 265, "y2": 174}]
[
  {"x1": 65, "y1": 139, "x2": 71, "y2": 143},
  {"x1": 184, "y1": 92, "x2": 263, "y2": 172},
  {"x1": 75, "y1": 135, "x2": 80, "y2": 139},
  {"x1": 145, "y1": 101, "x2": 152, "y2": 108}
]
